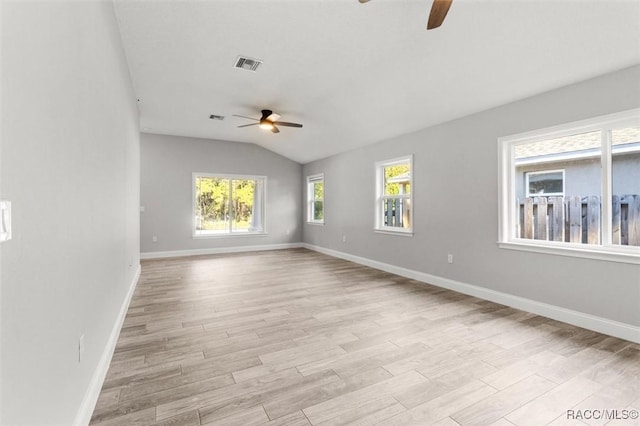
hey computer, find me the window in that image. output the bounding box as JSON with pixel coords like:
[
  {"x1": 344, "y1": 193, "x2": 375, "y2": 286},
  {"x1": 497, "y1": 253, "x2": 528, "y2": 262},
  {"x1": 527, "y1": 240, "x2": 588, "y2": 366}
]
[
  {"x1": 499, "y1": 109, "x2": 640, "y2": 263},
  {"x1": 307, "y1": 174, "x2": 324, "y2": 224},
  {"x1": 375, "y1": 155, "x2": 413, "y2": 234},
  {"x1": 193, "y1": 173, "x2": 266, "y2": 237},
  {"x1": 526, "y1": 170, "x2": 564, "y2": 197}
]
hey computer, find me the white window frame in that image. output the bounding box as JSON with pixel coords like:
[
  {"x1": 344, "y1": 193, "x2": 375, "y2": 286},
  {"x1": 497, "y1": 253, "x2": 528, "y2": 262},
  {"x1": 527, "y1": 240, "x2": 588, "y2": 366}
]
[
  {"x1": 307, "y1": 173, "x2": 324, "y2": 225},
  {"x1": 498, "y1": 108, "x2": 640, "y2": 264},
  {"x1": 525, "y1": 169, "x2": 565, "y2": 197},
  {"x1": 192, "y1": 172, "x2": 267, "y2": 238},
  {"x1": 375, "y1": 155, "x2": 414, "y2": 236}
]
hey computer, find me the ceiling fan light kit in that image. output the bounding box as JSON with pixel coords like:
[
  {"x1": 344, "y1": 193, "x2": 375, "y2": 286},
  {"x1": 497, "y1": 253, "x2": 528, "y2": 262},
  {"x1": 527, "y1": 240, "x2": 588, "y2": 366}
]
[{"x1": 259, "y1": 120, "x2": 274, "y2": 130}]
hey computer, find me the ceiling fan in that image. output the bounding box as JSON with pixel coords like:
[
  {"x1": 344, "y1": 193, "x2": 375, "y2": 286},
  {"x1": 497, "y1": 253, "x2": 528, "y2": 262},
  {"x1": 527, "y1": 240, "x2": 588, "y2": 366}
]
[
  {"x1": 233, "y1": 109, "x2": 303, "y2": 134},
  {"x1": 358, "y1": 0, "x2": 453, "y2": 30}
]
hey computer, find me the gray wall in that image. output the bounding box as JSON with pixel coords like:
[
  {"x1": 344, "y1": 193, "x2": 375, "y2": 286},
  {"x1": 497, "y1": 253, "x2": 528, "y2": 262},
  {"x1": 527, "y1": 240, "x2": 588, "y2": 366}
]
[
  {"x1": 303, "y1": 65, "x2": 640, "y2": 328},
  {"x1": 140, "y1": 133, "x2": 302, "y2": 254},
  {"x1": 1, "y1": 2, "x2": 140, "y2": 425}
]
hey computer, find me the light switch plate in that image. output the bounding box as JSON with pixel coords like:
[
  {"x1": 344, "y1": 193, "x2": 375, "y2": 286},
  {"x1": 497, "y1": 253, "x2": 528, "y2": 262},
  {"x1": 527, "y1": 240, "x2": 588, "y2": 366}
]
[{"x1": 0, "y1": 201, "x2": 11, "y2": 242}]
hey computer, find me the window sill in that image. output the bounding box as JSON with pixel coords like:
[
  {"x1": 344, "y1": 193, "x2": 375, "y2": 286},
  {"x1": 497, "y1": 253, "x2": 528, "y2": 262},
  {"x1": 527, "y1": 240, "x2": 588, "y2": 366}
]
[
  {"x1": 498, "y1": 240, "x2": 640, "y2": 264},
  {"x1": 193, "y1": 232, "x2": 268, "y2": 239},
  {"x1": 374, "y1": 228, "x2": 414, "y2": 237},
  {"x1": 306, "y1": 221, "x2": 325, "y2": 226}
]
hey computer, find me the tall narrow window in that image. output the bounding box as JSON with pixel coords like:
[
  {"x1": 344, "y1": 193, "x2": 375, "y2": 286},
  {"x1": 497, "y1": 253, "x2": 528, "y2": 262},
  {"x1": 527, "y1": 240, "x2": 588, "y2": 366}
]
[
  {"x1": 193, "y1": 174, "x2": 266, "y2": 236},
  {"x1": 307, "y1": 174, "x2": 324, "y2": 224},
  {"x1": 499, "y1": 109, "x2": 640, "y2": 263},
  {"x1": 375, "y1": 155, "x2": 413, "y2": 234}
]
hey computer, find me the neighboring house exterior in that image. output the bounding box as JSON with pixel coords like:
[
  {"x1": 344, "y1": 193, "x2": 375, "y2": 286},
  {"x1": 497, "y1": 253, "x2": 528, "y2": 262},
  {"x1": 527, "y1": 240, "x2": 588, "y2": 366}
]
[{"x1": 515, "y1": 129, "x2": 640, "y2": 200}]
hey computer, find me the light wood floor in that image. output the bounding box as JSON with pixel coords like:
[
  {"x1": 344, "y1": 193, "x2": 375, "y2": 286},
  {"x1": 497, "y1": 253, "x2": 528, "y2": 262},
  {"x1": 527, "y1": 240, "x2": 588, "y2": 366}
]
[{"x1": 91, "y1": 248, "x2": 640, "y2": 426}]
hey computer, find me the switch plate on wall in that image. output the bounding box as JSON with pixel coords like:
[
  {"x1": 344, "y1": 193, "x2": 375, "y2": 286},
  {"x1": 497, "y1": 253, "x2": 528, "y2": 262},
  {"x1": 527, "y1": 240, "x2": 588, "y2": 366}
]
[{"x1": 0, "y1": 201, "x2": 12, "y2": 242}]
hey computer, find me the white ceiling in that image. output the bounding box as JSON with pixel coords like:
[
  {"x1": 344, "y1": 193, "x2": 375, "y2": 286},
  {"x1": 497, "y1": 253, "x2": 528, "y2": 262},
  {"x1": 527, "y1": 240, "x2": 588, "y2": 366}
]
[{"x1": 113, "y1": 0, "x2": 640, "y2": 164}]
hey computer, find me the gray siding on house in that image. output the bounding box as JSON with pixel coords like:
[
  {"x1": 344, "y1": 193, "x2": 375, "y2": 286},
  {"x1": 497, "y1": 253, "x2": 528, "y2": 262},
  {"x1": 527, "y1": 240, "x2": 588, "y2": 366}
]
[
  {"x1": 515, "y1": 153, "x2": 640, "y2": 199},
  {"x1": 140, "y1": 133, "x2": 302, "y2": 254},
  {"x1": 613, "y1": 153, "x2": 640, "y2": 195},
  {"x1": 303, "y1": 65, "x2": 640, "y2": 328}
]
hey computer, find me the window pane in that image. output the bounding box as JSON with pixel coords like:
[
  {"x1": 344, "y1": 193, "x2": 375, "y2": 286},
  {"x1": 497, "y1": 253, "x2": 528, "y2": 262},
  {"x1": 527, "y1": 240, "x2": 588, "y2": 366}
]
[
  {"x1": 612, "y1": 127, "x2": 640, "y2": 246},
  {"x1": 195, "y1": 177, "x2": 229, "y2": 234},
  {"x1": 384, "y1": 163, "x2": 411, "y2": 196},
  {"x1": 381, "y1": 198, "x2": 411, "y2": 229},
  {"x1": 231, "y1": 179, "x2": 256, "y2": 232},
  {"x1": 313, "y1": 201, "x2": 323, "y2": 221},
  {"x1": 313, "y1": 182, "x2": 324, "y2": 202},
  {"x1": 313, "y1": 182, "x2": 324, "y2": 221},
  {"x1": 514, "y1": 131, "x2": 601, "y2": 244}
]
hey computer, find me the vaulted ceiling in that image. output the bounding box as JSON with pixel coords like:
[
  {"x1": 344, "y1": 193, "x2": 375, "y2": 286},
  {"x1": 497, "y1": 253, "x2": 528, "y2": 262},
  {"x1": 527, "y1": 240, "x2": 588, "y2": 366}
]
[{"x1": 113, "y1": 0, "x2": 640, "y2": 163}]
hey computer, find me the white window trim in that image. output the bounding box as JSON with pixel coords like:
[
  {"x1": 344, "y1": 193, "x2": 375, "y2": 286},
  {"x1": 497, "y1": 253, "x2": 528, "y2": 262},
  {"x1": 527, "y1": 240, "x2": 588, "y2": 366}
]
[
  {"x1": 375, "y1": 155, "x2": 414, "y2": 235},
  {"x1": 192, "y1": 172, "x2": 267, "y2": 238},
  {"x1": 525, "y1": 169, "x2": 565, "y2": 197},
  {"x1": 498, "y1": 108, "x2": 640, "y2": 264},
  {"x1": 306, "y1": 173, "x2": 324, "y2": 225}
]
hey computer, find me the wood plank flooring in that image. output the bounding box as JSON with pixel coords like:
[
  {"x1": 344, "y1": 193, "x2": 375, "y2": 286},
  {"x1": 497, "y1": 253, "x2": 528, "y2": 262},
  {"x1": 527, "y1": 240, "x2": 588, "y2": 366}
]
[{"x1": 90, "y1": 248, "x2": 640, "y2": 426}]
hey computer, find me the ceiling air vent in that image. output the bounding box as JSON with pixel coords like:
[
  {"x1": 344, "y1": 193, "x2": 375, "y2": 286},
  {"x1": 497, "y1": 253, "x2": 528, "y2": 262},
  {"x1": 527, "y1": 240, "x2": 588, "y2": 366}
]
[{"x1": 233, "y1": 56, "x2": 262, "y2": 72}]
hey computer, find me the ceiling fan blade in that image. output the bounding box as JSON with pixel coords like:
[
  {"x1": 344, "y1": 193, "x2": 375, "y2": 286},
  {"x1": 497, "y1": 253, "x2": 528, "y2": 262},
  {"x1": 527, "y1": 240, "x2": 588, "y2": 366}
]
[
  {"x1": 238, "y1": 123, "x2": 259, "y2": 128},
  {"x1": 271, "y1": 125, "x2": 280, "y2": 134},
  {"x1": 427, "y1": 0, "x2": 452, "y2": 30},
  {"x1": 273, "y1": 121, "x2": 303, "y2": 128},
  {"x1": 232, "y1": 114, "x2": 259, "y2": 121}
]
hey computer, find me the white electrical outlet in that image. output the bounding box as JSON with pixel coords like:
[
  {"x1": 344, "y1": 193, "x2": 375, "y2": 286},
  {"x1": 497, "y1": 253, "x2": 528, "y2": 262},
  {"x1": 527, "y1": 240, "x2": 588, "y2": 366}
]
[
  {"x1": 447, "y1": 254, "x2": 453, "y2": 264},
  {"x1": 78, "y1": 334, "x2": 85, "y2": 363},
  {"x1": 342, "y1": 235, "x2": 346, "y2": 243},
  {"x1": 0, "y1": 201, "x2": 12, "y2": 242},
  {"x1": 140, "y1": 206, "x2": 145, "y2": 212},
  {"x1": 152, "y1": 236, "x2": 158, "y2": 242}
]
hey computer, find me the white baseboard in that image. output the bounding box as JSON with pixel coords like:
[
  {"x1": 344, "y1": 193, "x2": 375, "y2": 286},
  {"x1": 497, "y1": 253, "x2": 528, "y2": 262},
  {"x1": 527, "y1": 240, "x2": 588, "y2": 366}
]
[
  {"x1": 303, "y1": 243, "x2": 640, "y2": 344},
  {"x1": 140, "y1": 242, "x2": 303, "y2": 260},
  {"x1": 74, "y1": 264, "x2": 141, "y2": 426}
]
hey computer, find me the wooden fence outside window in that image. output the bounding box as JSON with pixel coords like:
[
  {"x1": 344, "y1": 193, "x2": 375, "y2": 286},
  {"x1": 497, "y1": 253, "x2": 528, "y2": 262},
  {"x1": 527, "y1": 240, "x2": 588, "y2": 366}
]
[{"x1": 517, "y1": 195, "x2": 640, "y2": 246}]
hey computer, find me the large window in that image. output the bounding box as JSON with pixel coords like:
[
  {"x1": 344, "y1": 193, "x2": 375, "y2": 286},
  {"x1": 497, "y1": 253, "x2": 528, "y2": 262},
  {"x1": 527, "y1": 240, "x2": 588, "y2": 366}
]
[
  {"x1": 307, "y1": 174, "x2": 324, "y2": 224},
  {"x1": 193, "y1": 173, "x2": 266, "y2": 237},
  {"x1": 375, "y1": 155, "x2": 413, "y2": 234},
  {"x1": 499, "y1": 109, "x2": 640, "y2": 263}
]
